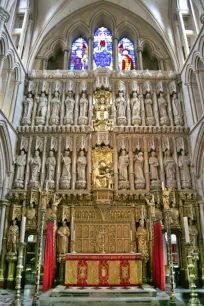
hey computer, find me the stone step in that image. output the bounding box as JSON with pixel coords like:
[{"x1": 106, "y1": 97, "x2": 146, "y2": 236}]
[{"x1": 39, "y1": 285, "x2": 170, "y2": 306}]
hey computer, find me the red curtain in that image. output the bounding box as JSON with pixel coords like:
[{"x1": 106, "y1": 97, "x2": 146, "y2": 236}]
[
  {"x1": 152, "y1": 221, "x2": 166, "y2": 291},
  {"x1": 42, "y1": 220, "x2": 55, "y2": 292}
]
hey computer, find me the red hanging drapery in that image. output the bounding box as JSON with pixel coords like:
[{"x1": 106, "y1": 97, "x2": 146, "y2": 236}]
[
  {"x1": 42, "y1": 220, "x2": 55, "y2": 292},
  {"x1": 152, "y1": 221, "x2": 166, "y2": 291}
]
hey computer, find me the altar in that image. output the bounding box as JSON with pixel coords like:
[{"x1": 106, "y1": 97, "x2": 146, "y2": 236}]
[{"x1": 65, "y1": 253, "x2": 143, "y2": 287}]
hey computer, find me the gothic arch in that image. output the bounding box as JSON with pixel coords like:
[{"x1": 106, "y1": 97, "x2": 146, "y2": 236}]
[
  {"x1": 193, "y1": 122, "x2": 204, "y2": 191},
  {"x1": 89, "y1": 8, "x2": 116, "y2": 35},
  {"x1": 192, "y1": 51, "x2": 204, "y2": 70},
  {"x1": 140, "y1": 38, "x2": 164, "y2": 60},
  {"x1": 44, "y1": 39, "x2": 66, "y2": 60},
  {"x1": 198, "y1": 35, "x2": 204, "y2": 57},
  {"x1": 117, "y1": 22, "x2": 140, "y2": 46},
  {"x1": 65, "y1": 22, "x2": 89, "y2": 46},
  {"x1": 0, "y1": 121, "x2": 14, "y2": 176}
]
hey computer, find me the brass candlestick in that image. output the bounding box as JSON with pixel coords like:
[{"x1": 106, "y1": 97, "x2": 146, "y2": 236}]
[
  {"x1": 12, "y1": 242, "x2": 25, "y2": 306},
  {"x1": 32, "y1": 189, "x2": 47, "y2": 306},
  {"x1": 162, "y1": 186, "x2": 176, "y2": 306},
  {"x1": 187, "y1": 249, "x2": 201, "y2": 306}
]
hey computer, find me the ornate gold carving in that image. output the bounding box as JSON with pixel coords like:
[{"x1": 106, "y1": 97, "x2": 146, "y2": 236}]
[
  {"x1": 65, "y1": 260, "x2": 78, "y2": 285},
  {"x1": 92, "y1": 146, "x2": 113, "y2": 189},
  {"x1": 93, "y1": 90, "x2": 112, "y2": 131}
]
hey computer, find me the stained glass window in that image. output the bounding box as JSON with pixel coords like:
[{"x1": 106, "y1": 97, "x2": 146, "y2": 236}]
[
  {"x1": 118, "y1": 38, "x2": 136, "y2": 70},
  {"x1": 70, "y1": 38, "x2": 88, "y2": 70},
  {"x1": 93, "y1": 27, "x2": 112, "y2": 70}
]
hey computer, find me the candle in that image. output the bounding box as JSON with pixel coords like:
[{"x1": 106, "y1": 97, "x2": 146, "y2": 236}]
[
  {"x1": 162, "y1": 181, "x2": 165, "y2": 191},
  {"x1": 73, "y1": 230, "x2": 76, "y2": 241},
  {"x1": 20, "y1": 216, "x2": 26, "y2": 243},
  {"x1": 183, "y1": 217, "x2": 190, "y2": 243}
]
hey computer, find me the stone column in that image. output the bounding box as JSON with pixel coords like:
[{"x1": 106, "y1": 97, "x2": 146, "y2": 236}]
[
  {"x1": 186, "y1": 82, "x2": 197, "y2": 123},
  {"x1": 158, "y1": 58, "x2": 164, "y2": 71},
  {"x1": 40, "y1": 137, "x2": 47, "y2": 186},
  {"x1": 71, "y1": 137, "x2": 76, "y2": 189},
  {"x1": 173, "y1": 136, "x2": 181, "y2": 190},
  {"x1": 74, "y1": 83, "x2": 79, "y2": 126},
  {"x1": 136, "y1": 46, "x2": 143, "y2": 70},
  {"x1": 18, "y1": 8, "x2": 30, "y2": 57},
  {"x1": 166, "y1": 87, "x2": 174, "y2": 126},
  {"x1": 87, "y1": 134, "x2": 92, "y2": 191},
  {"x1": 126, "y1": 82, "x2": 131, "y2": 126},
  {"x1": 88, "y1": 87, "x2": 93, "y2": 126},
  {"x1": 152, "y1": 85, "x2": 160, "y2": 126},
  {"x1": 60, "y1": 85, "x2": 65, "y2": 125},
  {"x1": 129, "y1": 138, "x2": 134, "y2": 191},
  {"x1": 178, "y1": 11, "x2": 189, "y2": 57},
  {"x1": 143, "y1": 137, "x2": 150, "y2": 192},
  {"x1": 0, "y1": 55, "x2": 6, "y2": 78},
  {"x1": 9, "y1": 80, "x2": 21, "y2": 122},
  {"x1": 194, "y1": 71, "x2": 204, "y2": 110},
  {"x1": 63, "y1": 48, "x2": 70, "y2": 70},
  {"x1": 158, "y1": 136, "x2": 165, "y2": 185},
  {"x1": 22, "y1": 20, "x2": 33, "y2": 66},
  {"x1": 0, "y1": 7, "x2": 9, "y2": 38},
  {"x1": 113, "y1": 35, "x2": 118, "y2": 71},
  {"x1": 112, "y1": 81, "x2": 117, "y2": 126},
  {"x1": 42, "y1": 58, "x2": 48, "y2": 70},
  {"x1": 31, "y1": 84, "x2": 39, "y2": 127},
  {"x1": 201, "y1": 13, "x2": 204, "y2": 25},
  {"x1": 56, "y1": 136, "x2": 62, "y2": 190},
  {"x1": 46, "y1": 86, "x2": 52, "y2": 126},
  {"x1": 113, "y1": 134, "x2": 118, "y2": 190},
  {"x1": 25, "y1": 136, "x2": 33, "y2": 189},
  {"x1": 2, "y1": 69, "x2": 13, "y2": 110},
  {"x1": 88, "y1": 35, "x2": 94, "y2": 70}
]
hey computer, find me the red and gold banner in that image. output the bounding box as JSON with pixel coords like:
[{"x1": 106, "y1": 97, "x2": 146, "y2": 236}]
[{"x1": 65, "y1": 253, "x2": 142, "y2": 286}]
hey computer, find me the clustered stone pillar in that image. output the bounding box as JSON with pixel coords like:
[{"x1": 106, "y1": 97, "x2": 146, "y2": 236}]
[
  {"x1": 113, "y1": 35, "x2": 118, "y2": 71},
  {"x1": 0, "y1": 6, "x2": 9, "y2": 38},
  {"x1": 88, "y1": 35, "x2": 93, "y2": 70},
  {"x1": 136, "y1": 46, "x2": 143, "y2": 70},
  {"x1": 63, "y1": 48, "x2": 70, "y2": 70}
]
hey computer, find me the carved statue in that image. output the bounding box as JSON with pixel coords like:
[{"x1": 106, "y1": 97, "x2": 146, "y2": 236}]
[
  {"x1": 14, "y1": 150, "x2": 27, "y2": 188},
  {"x1": 163, "y1": 150, "x2": 177, "y2": 188},
  {"x1": 131, "y1": 92, "x2": 141, "y2": 125},
  {"x1": 64, "y1": 91, "x2": 75, "y2": 124},
  {"x1": 170, "y1": 201, "x2": 179, "y2": 225},
  {"x1": 57, "y1": 221, "x2": 70, "y2": 254},
  {"x1": 149, "y1": 151, "x2": 160, "y2": 189},
  {"x1": 136, "y1": 219, "x2": 148, "y2": 258},
  {"x1": 116, "y1": 92, "x2": 127, "y2": 125},
  {"x1": 172, "y1": 93, "x2": 183, "y2": 126},
  {"x1": 60, "y1": 151, "x2": 71, "y2": 189},
  {"x1": 188, "y1": 219, "x2": 198, "y2": 249},
  {"x1": 26, "y1": 202, "x2": 36, "y2": 225},
  {"x1": 145, "y1": 194, "x2": 156, "y2": 218},
  {"x1": 22, "y1": 94, "x2": 34, "y2": 125},
  {"x1": 7, "y1": 220, "x2": 19, "y2": 254},
  {"x1": 144, "y1": 93, "x2": 155, "y2": 126},
  {"x1": 178, "y1": 150, "x2": 191, "y2": 189},
  {"x1": 158, "y1": 93, "x2": 169, "y2": 126},
  {"x1": 45, "y1": 151, "x2": 56, "y2": 188},
  {"x1": 50, "y1": 91, "x2": 61, "y2": 125},
  {"x1": 118, "y1": 150, "x2": 129, "y2": 183},
  {"x1": 36, "y1": 92, "x2": 48, "y2": 124},
  {"x1": 30, "y1": 150, "x2": 41, "y2": 185},
  {"x1": 79, "y1": 93, "x2": 88, "y2": 125},
  {"x1": 134, "y1": 152, "x2": 145, "y2": 189},
  {"x1": 76, "y1": 151, "x2": 87, "y2": 189}
]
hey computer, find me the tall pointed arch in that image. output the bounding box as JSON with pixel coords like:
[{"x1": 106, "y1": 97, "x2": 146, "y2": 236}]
[
  {"x1": 93, "y1": 27, "x2": 112, "y2": 70},
  {"x1": 70, "y1": 38, "x2": 88, "y2": 70},
  {"x1": 118, "y1": 38, "x2": 136, "y2": 70}
]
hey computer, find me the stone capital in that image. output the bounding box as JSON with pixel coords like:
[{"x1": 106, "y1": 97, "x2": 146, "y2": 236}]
[
  {"x1": 63, "y1": 47, "x2": 70, "y2": 53},
  {"x1": 136, "y1": 46, "x2": 143, "y2": 53},
  {"x1": 88, "y1": 34, "x2": 94, "y2": 41},
  {"x1": 0, "y1": 199, "x2": 9, "y2": 207},
  {"x1": 112, "y1": 35, "x2": 119, "y2": 41},
  {"x1": 0, "y1": 7, "x2": 10, "y2": 23}
]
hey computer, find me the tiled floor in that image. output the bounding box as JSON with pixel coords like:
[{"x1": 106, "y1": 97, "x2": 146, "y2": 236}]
[{"x1": 0, "y1": 286, "x2": 204, "y2": 306}]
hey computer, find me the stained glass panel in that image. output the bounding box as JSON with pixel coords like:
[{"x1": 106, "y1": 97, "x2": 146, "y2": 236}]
[
  {"x1": 93, "y1": 27, "x2": 112, "y2": 70},
  {"x1": 70, "y1": 38, "x2": 88, "y2": 70},
  {"x1": 118, "y1": 38, "x2": 136, "y2": 70}
]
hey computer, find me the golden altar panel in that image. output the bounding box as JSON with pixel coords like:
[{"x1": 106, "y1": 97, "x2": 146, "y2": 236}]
[{"x1": 65, "y1": 254, "x2": 143, "y2": 287}]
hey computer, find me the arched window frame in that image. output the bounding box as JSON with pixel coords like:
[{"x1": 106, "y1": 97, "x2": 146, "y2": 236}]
[{"x1": 69, "y1": 37, "x2": 88, "y2": 71}]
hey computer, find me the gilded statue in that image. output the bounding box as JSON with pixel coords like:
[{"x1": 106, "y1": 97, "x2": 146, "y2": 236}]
[
  {"x1": 162, "y1": 186, "x2": 172, "y2": 210},
  {"x1": 145, "y1": 194, "x2": 155, "y2": 218},
  {"x1": 7, "y1": 220, "x2": 19, "y2": 254},
  {"x1": 136, "y1": 219, "x2": 148, "y2": 258},
  {"x1": 57, "y1": 221, "x2": 70, "y2": 254},
  {"x1": 92, "y1": 161, "x2": 113, "y2": 189}
]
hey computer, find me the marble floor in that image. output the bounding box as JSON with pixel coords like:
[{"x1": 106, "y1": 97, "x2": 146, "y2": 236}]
[{"x1": 0, "y1": 286, "x2": 204, "y2": 306}]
